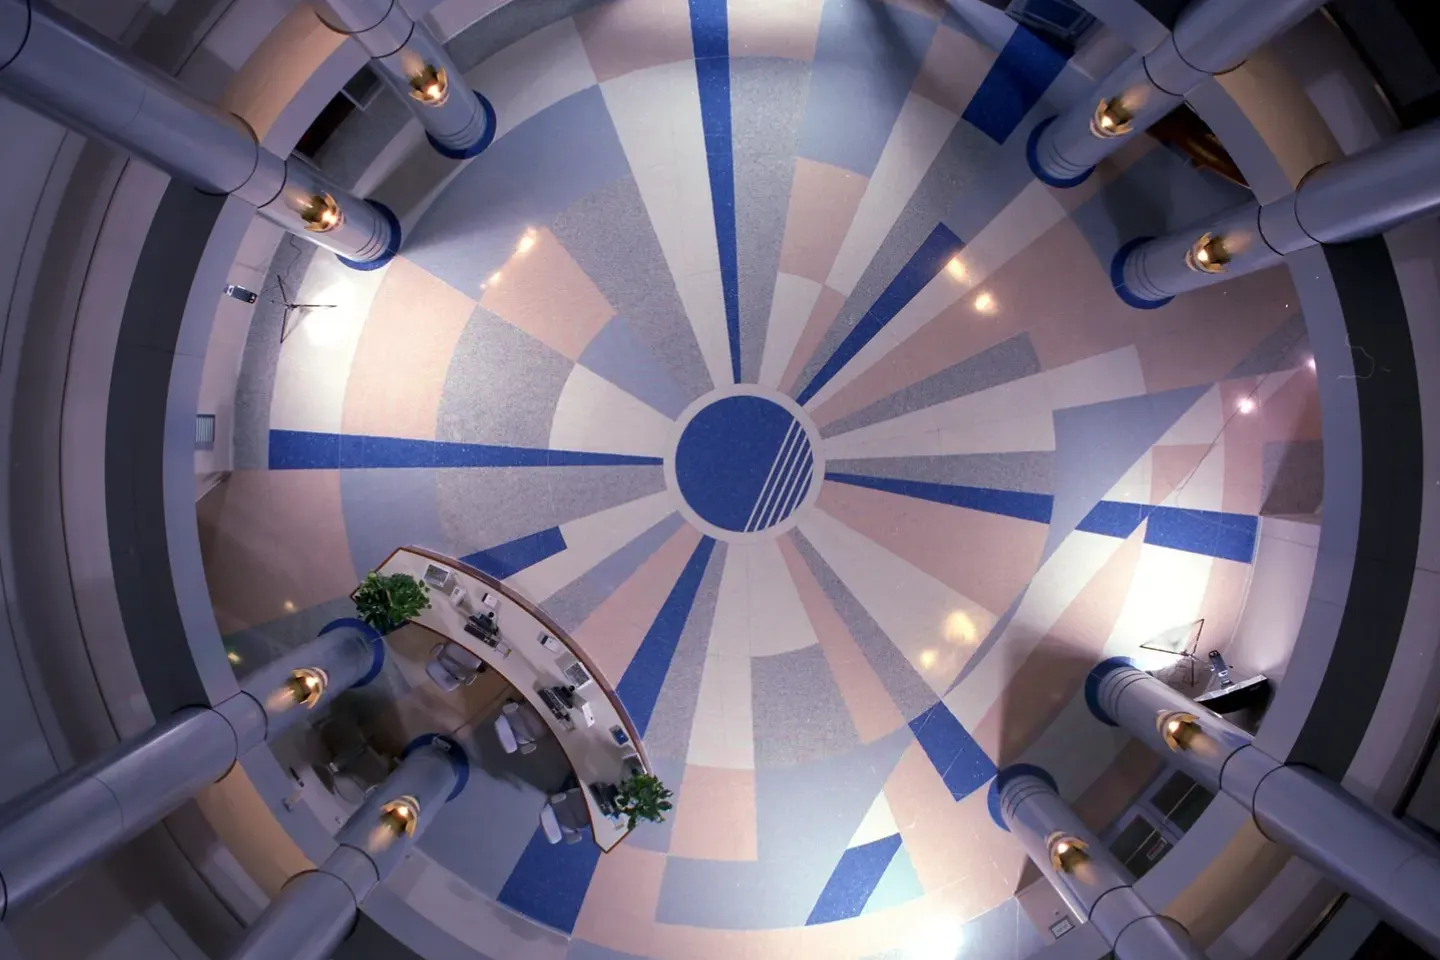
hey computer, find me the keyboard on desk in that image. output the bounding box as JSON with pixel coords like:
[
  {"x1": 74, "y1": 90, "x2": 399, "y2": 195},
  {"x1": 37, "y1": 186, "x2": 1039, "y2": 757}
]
[{"x1": 538, "y1": 686, "x2": 574, "y2": 727}]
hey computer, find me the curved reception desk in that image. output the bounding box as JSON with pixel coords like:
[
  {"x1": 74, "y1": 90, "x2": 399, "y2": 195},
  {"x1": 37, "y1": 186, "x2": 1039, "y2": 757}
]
[{"x1": 371, "y1": 546, "x2": 650, "y2": 851}]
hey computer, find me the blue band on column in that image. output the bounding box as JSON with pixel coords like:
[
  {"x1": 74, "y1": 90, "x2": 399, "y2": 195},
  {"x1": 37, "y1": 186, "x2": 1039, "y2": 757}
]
[
  {"x1": 1111, "y1": 236, "x2": 1173, "y2": 309},
  {"x1": 1026, "y1": 116, "x2": 1094, "y2": 189},
  {"x1": 402, "y1": 733, "x2": 471, "y2": 801},
  {"x1": 427, "y1": 91, "x2": 497, "y2": 160},
  {"x1": 338, "y1": 201, "x2": 403, "y2": 272},
  {"x1": 987, "y1": 764, "x2": 1060, "y2": 831},
  {"x1": 1085, "y1": 656, "x2": 1137, "y2": 726},
  {"x1": 319, "y1": 617, "x2": 386, "y2": 687}
]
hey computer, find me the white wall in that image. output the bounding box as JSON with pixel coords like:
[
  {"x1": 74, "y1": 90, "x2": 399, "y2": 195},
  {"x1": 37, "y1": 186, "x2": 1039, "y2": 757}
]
[{"x1": 1226, "y1": 517, "x2": 1321, "y2": 685}]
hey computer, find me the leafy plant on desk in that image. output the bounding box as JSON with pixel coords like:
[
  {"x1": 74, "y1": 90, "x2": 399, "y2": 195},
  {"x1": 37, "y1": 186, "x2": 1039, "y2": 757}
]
[
  {"x1": 612, "y1": 772, "x2": 673, "y2": 830},
  {"x1": 354, "y1": 571, "x2": 430, "y2": 633}
]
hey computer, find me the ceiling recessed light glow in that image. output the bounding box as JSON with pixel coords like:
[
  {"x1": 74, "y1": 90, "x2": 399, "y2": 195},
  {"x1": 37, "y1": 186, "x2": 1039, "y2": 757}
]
[
  {"x1": 516, "y1": 229, "x2": 538, "y2": 255},
  {"x1": 1306, "y1": 356, "x2": 1316, "y2": 371},
  {"x1": 945, "y1": 257, "x2": 968, "y2": 281},
  {"x1": 1237, "y1": 397, "x2": 1257, "y2": 414},
  {"x1": 972, "y1": 291, "x2": 996, "y2": 314},
  {"x1": 919, "y1": 649, "x2": 937, "y2": 669},
  {"x1": 944, "y1": 611, "x2": 976, "y2": 644},
  {"x1": 487, "y1": 271, "x2": 503, "y2": 288}
]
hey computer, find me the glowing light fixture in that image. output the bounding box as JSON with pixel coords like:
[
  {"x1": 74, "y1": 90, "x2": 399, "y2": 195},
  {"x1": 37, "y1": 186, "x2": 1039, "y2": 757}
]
[
  {"x1": 1186, "y1": 232, "x2": 1232, "y2": 274},
  {"x1": 516, "y1": 229, "x2": 538, "y2": 255},
  {"x1": 1090, "y1": 97, "x2": 1136, "y2": 138},
  {"x1": 226, "y1": 650, "x2": 242, "y2": 665},
  {"x1": 298, "y1": 193, "x2": 343, "y2": 234},
  {"x1": 919, "y1": 649, "x2": 937, "y2": 669},
  {"x1": 408, "y1": 64, "x2": 450, "y2": 105},
  {"x1": 944, "y1": 610, "x2": 976, "y2": 644},
  {"x1": 1237, "y1": 396, "x2": 1257, "y2": 415},
  {"x1": 1306, "y1": 356, "x2": 1317, "y2": 371},
  {"x1": 488, "y1": 271, "x2": 503, "y2": 287},
  {"x1": 945, "y1": 257, "x2": 968, "y2": 282},
  {"x1": 379, "y1": 794, "x2": 422, "y2": 836},
  {"x1": 283, "y1": 599, "x2": 297, "y2": 613},
  {"x1": 1157, "y1": 711, "x2": 1203, "y2": 751},
  {"x1": 1047, "y1": 833, "x2": 1091, "y2": 873},
  {"x1": 972, "y1": 291, "x2": 996, "y2": 314},
  {"x1": 286, "y1": 667, "x2": 329, "y2": 709}
]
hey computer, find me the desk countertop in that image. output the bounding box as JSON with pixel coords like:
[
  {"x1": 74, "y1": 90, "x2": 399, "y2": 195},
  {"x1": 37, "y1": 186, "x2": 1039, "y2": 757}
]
[{"x1": 375, "y1": 547, "x2": 646, "y2": 851}]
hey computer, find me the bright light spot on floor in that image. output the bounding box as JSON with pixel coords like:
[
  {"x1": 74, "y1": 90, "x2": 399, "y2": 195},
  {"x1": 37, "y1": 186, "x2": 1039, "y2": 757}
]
[
  {"x1": 1306, "y1": 356, "x2": 1316, "y2": 371},
  {"x1": 972, "y1": 291, "x2": 996, "y2": 314},
  {"x1": 516, "y1": 228, "x2": 538, "y2": 255},
  {"x1": 945, "y1": 257, "x2": 968, "y2": 282},
  {"x1": 1237, "y1": 397, "x2": 1257, "y2": 414},
  {"x1": 226, "y1": 651, "x2": 242, "y2": 665},
  {"x1": 944, "y1": 610, "x2": 977, "y2": 644},
  {"x1": 905, "y1": 913, "x2": 966, "y2": 959},
  {"x1": 919, "y1": 649, "x2": 937, "y2": 669},
  {"x1": 283, "y1": 599, "x2": 297, "y2": 613}
]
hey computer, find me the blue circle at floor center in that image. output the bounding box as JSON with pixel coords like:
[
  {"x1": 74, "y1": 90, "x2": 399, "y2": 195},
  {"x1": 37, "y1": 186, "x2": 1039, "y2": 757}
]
[{"x1": 675, "y1": 396, "x2": 814, "y2": 533}]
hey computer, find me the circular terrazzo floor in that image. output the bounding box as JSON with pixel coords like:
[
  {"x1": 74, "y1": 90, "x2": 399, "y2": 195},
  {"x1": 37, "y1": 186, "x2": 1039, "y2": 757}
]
[{"x1": 199, "y1": 0, "x2": 1324, "y2": 957}]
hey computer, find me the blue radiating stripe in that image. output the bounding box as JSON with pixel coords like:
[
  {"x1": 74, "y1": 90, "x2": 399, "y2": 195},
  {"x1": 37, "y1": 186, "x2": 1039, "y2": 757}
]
[
  {"x1": 795, "y1": 225, "x2": 962, "y2": 405},
  {"x1": 268, "y1": 429, "x2": 662, "y2": 469},
  {"x1": 497, "y1": 824, "x2": 602, "y2": 934},
  {"x1": 961, "y1": 25, "x2": 1070, "y2": 143},
  {"x1": 909, "y1": 701, "x2": 996, "y2": 800},
  {"x1": 825, "y1": 471, "x2": 1053, "y2": 524},
  {"x1": 461, "y1": 527, "x2": 568, "y2": 579},
  {"x1": 805, "y1": 834, "x2": 903, "y2": 925},
  {"x1": 689, "y1": 0, "x2": 741, "y2": 383},
  {"x1": 616, "y1": 537, "x2": 719, "y2": 735},
  {"x1": 1145, "y1": 507, "x2": 1258, "y2": 563},
  {"x1": 1075, "y1": 499, "x2": 1149, "y2": 538}
]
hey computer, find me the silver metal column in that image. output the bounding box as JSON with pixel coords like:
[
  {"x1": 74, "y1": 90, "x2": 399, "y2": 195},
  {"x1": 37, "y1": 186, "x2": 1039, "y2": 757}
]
[
  {"x1": 0, "y1": 0, "x2": 400, "y2": 269},
  {"x1": 0, "y1": 620, "x2": 384, "y2": 918},
  {"x1": 991, "y1": 765, "x2": 1206, "y2": 960},
  {"x1": 1088, "y1": 658, "x2": 1440, "y2": 954},
  {"x1": 317, "y1": 0, "x2": 495, "y2": 159},
  {"x1": 225, "y1": 734, "x2": 469, "y2": 960},
  {"x1": 1113, "y1": 119, "x2": 1440, "y2": 306},
  {"x1": 1028, "y1": 0, "x2": 1326, "y2": 187}
]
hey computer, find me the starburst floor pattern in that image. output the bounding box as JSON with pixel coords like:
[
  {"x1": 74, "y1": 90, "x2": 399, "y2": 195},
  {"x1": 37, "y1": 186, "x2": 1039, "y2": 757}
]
[{"x1": 198, "y1": 0, "x2": 1323, "y2": 956}]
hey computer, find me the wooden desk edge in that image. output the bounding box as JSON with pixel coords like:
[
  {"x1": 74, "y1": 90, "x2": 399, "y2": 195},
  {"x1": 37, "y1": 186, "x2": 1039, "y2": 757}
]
[{"x1": 361, "y1": 546, "x2": 653, "y2": 852}]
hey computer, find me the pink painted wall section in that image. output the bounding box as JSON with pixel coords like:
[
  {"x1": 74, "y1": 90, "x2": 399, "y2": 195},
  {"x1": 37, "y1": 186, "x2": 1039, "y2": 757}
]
[
  {"x1": 1070, "y1": 738, "x2": 1163, "y2": 832},
  {"x1": 778, "y1": 160, "x2": 870, "y2": 285},
  {"x1": 971, "y1": 529, "x2": 1146, "y2": 765},
  {"x1": 342, "y1": 257, "x2": 474, "y2": 440},
  {"x1": 575, "y1": 0, "x2": 695, "y2": 82},
  {"x1": 779, "y1": 532, "x2": 906, "y2": 742},
  {"x1": 884, "y1": 742, "x2": 1027, "y2": 901},
  {"x1": 477, "y1": 228, "x2": 615, "y2": 360},
  {"x1": 1151, "y1": 443, "x2": 1214, "y2": 505},
  {"x1": 1132, "y1": 269, "x2": 1298, "y2": 394},
  {"x1": 574, "y1": 844, "x2": 667, "y2": 958},
  {"x1": 781, "y1": 285, "x2": 847, "y2": 395},
  {"x1": 912, "y1": 25, "x2": 997, "y2": 117},
  {"x1": 198, "y1": 469, "x2": 356, "y2": 634},
  {"x1": 1219, "y1": 370, "x2": 1322, "y2": 514},
  {"x1": 816, "y1": 481, "x2": 1046, "y2": 616},
  {"x1": 573, "y1": 523, "x2": 703, "y2": 684},
  {"x1": 666, "y1": 765, "x2": 759, "y2": 861},
  {"x1": 728, "y1": 0, "x2": 825, "y2": 60}
]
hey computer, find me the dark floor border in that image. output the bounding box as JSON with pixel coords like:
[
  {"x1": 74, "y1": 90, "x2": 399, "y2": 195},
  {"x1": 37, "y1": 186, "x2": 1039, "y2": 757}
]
[
  {"x1": 106, "y1": 182, "x2": 226, "y2": 716},
  {"x1": 1286, "y1": 237, "x2": 1424, "y2": 781}
]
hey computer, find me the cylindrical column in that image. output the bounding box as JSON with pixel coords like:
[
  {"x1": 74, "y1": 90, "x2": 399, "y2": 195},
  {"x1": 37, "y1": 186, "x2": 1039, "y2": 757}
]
[
  {"x1": 990, "y1": 765, "x2": 1206, "y2": 960},
  {"x1": 1028, "y1": 0, "x2": 1326, "y2": 186},
  {"x1": 1087, "y1": 659, "x2": 1440, "y2": 954},
  {"x1": 318, "y1": 0, "x2": 494, "y2": 159},
  {"x1": 225, "y1": 735, "x2": 469, "y2": 960},
  {"x1": 0, "y1": 0, "x2": 400, "y2": 268},
  {"x1": 1111, "y1": 119, "x2": 1440, "y2": 305},
  {"x1": 0, "y1": 622, "x2": 383, "y2": 918}
]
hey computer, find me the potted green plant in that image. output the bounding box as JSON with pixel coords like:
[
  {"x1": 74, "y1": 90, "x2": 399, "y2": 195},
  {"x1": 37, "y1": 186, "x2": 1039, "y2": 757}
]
[
  {"x1": 612, "y1": 771, "x2": 673, "y2": 830},
  {"x1": 354, "y1": 571, "x2": 431, "y2": 633}
]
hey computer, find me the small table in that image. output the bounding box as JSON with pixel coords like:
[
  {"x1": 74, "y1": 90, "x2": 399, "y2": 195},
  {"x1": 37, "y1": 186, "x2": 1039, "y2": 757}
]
[{"x1": 370, "y1": 546, "x2": 648, "y2": 851}]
